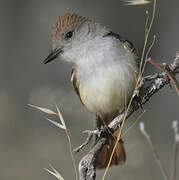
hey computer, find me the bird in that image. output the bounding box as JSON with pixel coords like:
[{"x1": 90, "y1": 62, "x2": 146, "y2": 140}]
[{"x1": 44, "y1": 12, "x2": 139, "y2": 169}]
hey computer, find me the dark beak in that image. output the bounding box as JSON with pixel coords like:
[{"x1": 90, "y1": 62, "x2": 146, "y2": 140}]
[{"x1": 43, "y1": 48, "x2": 63, "y2": 64}]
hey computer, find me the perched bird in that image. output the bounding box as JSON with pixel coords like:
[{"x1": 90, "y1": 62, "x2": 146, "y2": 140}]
[{"x1": 44, "y1": 13, "x2": 139, "y2": 169}]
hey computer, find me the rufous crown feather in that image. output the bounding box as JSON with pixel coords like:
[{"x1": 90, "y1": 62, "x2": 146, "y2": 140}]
[{"x1": 52, "y1": 13, "x2": 87, "y2": 44}]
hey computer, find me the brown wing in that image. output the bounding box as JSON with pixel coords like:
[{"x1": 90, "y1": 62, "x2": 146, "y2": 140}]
[{"x1": 71, "y1": 65, "x2": 84, "y2": 105}]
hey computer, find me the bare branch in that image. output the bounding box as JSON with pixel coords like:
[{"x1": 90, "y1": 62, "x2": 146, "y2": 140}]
[
  {"x1": 78, "y1": 55, "x2": 179, "y2": 180},
  {"x1": 74, "y1": 131, "x2": 94, "y2": 153},
  {"x1": 148, "y1": 58, "x2": 179, "y2": 95}
]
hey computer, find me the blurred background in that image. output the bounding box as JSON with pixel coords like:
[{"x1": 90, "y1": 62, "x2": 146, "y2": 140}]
[{"x1": 0, "y1": 0, "x2": 179, "y2": 179}]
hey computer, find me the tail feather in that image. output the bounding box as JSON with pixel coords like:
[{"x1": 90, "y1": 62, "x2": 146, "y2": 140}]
[{"x1": 95, "y1": 114, "x2": 126, "y2": 169}]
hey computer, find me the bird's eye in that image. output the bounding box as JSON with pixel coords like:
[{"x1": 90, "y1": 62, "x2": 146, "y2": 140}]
[{"x1": 65, "y1": 31, "x2": 73, "y2": 39}]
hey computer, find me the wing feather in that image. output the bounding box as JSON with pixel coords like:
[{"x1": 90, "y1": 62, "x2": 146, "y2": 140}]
[{"x1": 71, "y1": 66, "x2": 84, "y2": 105}]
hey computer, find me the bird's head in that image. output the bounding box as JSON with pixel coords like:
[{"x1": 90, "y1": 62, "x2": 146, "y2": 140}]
[{"x1": 44, "y1": 12, "x2": 109, "y2": 64}]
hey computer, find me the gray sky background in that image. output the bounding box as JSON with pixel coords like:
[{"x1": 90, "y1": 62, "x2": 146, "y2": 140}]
[{"x1": 0, "y1": 0, "x2": 178, "y2": 179}]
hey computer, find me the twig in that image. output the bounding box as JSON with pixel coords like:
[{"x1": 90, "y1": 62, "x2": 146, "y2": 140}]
[
  {"x1": 78, "y1": 54, "x2": 179, "y2": 180},
  {"x1": 74, "y1": 130, "x2": 97, "y2": 153},
  {"x1": 55, "y1": 105, "x2": 79, "y2": 180},
  {"x1": 44, "y1": 164, "x2": 65, "y2": 180},
  {"x1": 139, "y1": 0, "x2": 157, "y2": 75},
  {"x1": 139, "y1": 122, "x2": 169, "y2": 180},
  {"x1": 170, "y1": 121, "x2": 179, "y2": 180},
  {"x1": 102, "y1": 0, "x2": 157, "y2": 178},
  {"x1": 142, "y1": 34, "x2": 156, "y2": 75},
  {"x1": 79, "y1": 138, "x2": 107, "y2": 180},
  {"x1": 123, "y1": 109, "x2": 146, "y2": 137},
  {"x1": 148, "y1": 58, "x2": 179, "y2": 95},
  {"x1": 29, "y1": 104, "x2": 78, "y2": 180}
]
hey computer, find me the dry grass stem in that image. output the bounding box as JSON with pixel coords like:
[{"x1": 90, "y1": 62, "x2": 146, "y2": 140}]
[
  {"x1": 43, "y1": 117, "x2": 66, "y2": 130},
  {"x1": 171, "y1": 121, "x2": 179, "y2": 180},
  {"x1": 139, "y1": 122, "x2": 169, "y2": 180},
  {"x1": 44, "y1": 164, "x2": 65, "y2": 180},
  {"x1": 123, "y1": 109, "x2": 146, "y2": 137},
  {"x1": 122, "y1": 0, "x2": 151, "y2": 5},
  {"x1": 28, "y1": 104, "x2": 78, "y2": 180},
  {"x1": 28, "y1": 104, "x2": 57, "y2": 115},
  {"x1": 140, "y1": 0, "x2": 156, "y2": 75},
  {"x1": 102, "y1": 0, "x2": 157, "y2": 179},
  {"x1": 145, "y1": 35, "x2": 156, "y2": 60},
  {"x1": 55, "y1": 104, "x2": 67, "y2": 129},
  {"x1": 65, "y1": 129, "x2": 78, "y2": 180},
  {"x1": 141, "y1": 34, "x2": 156, "y2": 77}
]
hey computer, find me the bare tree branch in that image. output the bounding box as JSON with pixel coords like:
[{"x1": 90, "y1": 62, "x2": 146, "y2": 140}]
[{"x1": 78, "y1": 54, "x2": 179, "y2": 180}]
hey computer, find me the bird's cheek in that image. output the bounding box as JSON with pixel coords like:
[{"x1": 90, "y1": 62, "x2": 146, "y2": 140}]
[{"x1": 60, "y1": 50, "x2": 72, "y2": 62}]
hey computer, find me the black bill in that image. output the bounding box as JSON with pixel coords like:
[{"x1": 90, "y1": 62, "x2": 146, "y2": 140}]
[{"x1": 43, "y1": 48, "x2": 63, "y2": 64}]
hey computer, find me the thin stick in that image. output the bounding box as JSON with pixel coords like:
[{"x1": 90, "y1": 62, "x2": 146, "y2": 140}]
[
  {"x1": 145, "y1": 10, "x2": 150, "y2": 36},
  {"x1": 123, "y1": 109, "x2": 146, "y2": 137},
  {"x1": 73, "y1": 131, "x2": 93, "y2": 152},
  {"x1": 147, "y1": 135, "x2": 169, "y2": 180},
  {"x1": 148, "y1": 58, "x2": 179, "y2": 95},
  {"x1": 79, "y1": 54, "x2": 179, "y2": 180},
  {"x1": 102, "y1": 87, "x2": 136, "y2": 180},
  {"x1": 170, "y1": 121, "x2": 179, "y2": 180},
  {"x1": 142, "y1": 34, "x2": 156, "y2": 75},
  {"x1": 170, "y1": 142, "x2": 178, "y2": 180},
  {"x1": 139, "y1": 0, "x2": 156, "y2": 75},
  {"x1": 102, "y1": 0, "x2": 157, "y2": 179},
  {"x1": 145, "y1": 35, "x2": 156, "y2": 60},
  {"x1": 55, "y1": 105, "x2": 78, "y2": 180},
  {"x1": 139, "y1": 122, "x2": 169, "y2": 180},
  {"x1": 65, "y1": 130, "x2": 79, "y2": 180}
]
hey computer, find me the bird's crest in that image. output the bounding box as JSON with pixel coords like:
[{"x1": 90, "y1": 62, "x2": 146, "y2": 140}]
[{"x1": 52, "y1": 13, "x2": 87, "y2": 43}]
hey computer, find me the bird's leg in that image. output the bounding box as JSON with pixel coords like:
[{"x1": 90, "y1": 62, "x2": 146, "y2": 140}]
[{"x1": 97, "y1": 126, "x2": 113, "y2": 140}]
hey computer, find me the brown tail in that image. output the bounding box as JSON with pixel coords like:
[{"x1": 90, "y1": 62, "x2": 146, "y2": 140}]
[{"x1": 95, "y1": 114, "x2": 126, "y2": 169}]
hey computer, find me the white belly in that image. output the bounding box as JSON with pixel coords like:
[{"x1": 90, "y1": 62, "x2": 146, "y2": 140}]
[
  {"x1": 78, "y1": 70, "x2": 136, "y2": 115},
  {"x1": 73, "y1": 36, "x2": 138, "y2": 115}
]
